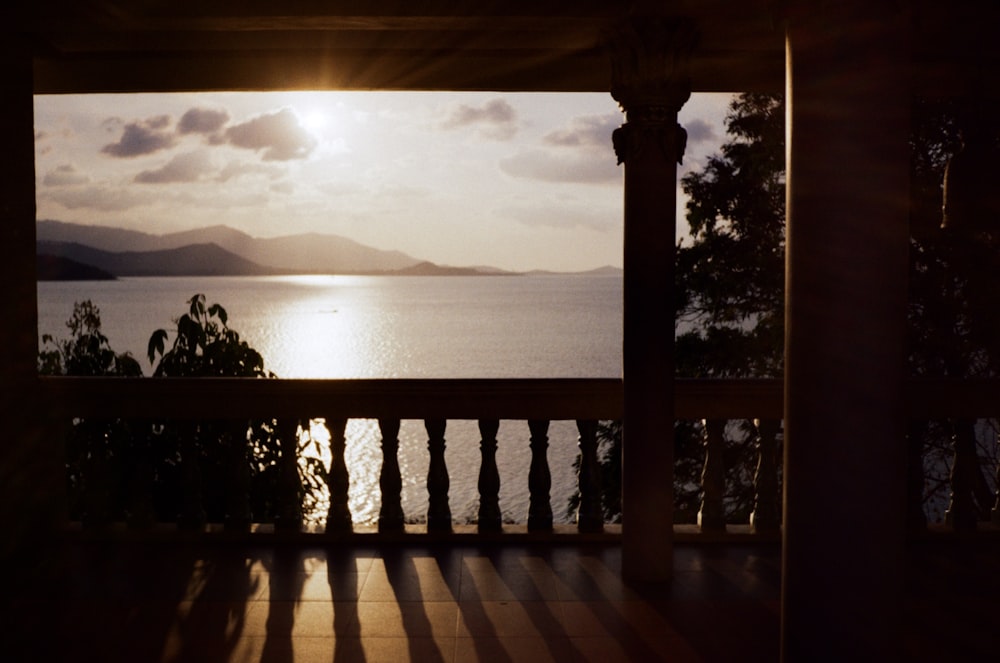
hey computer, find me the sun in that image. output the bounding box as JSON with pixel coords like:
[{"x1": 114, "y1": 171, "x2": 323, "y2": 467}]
[{"x1": 299, "y1": 108, "x2": 330, "y2": 133}]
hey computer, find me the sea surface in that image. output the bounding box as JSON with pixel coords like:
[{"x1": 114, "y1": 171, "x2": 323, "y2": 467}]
[{"x1": 37, "y1": 274, "x2": 623, "y2": 525}]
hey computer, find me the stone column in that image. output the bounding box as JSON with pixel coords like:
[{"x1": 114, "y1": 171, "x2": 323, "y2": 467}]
[
  {"x1": 609, "y1": 16, "x2": 696, "y2": 582},
  {"x1": 0, "y1": 34, "x2": 61, "y2": 560},
  {"x1": 782, "y1": 4, "x2": 910, "y2": 660}
]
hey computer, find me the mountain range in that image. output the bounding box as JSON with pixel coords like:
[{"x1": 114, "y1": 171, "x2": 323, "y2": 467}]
[
  {"x1": 36, "y1": 220, "x2": 494, "y2": 278},
  {"x1": 36, "y1": 220, "x2": 623, "y2": 279}
]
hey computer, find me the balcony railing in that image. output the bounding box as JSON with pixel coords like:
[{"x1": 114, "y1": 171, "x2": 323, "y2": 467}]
[{"x1": 29, "y1": 376, "x2": 1000, "y2": 537}]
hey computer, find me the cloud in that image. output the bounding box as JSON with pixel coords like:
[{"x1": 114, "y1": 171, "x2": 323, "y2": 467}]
[
  {"x1": 270, "y1": 181, "x2": 295, "y2": 195},
  {"x1": 498, "y1": 112, "x2": 623, "y2": 184},
  {"x1": 684, "y1": 119, "x2": 716, "y2": 145},
  {"x1": 441, "y1": 98, "x2": 518, "y2": 140},
  {"x1": 101, "y1": 115, "x2": 176, "y2": 157},
  {"x1": 44, "y1": 185, "x2": 150, "y2": 212},
  {"x1": 501, "y1": 203, "x2": 619, "y2": 231},
  {"x1": 224, "y1": 108, "x2": 317, "y2": 161},
  {"x1": 42, "y1": 164, "x2": 90, "y2": 187},
  {"x1": 135, "y1": 151, "x2": 215, "y2": 184},
  {"x1": 542, "y1": 113, "x2": 620, "y2": 149},
  {"x1": 216, "y1": 160, "x2": 284, "y2": 183},
  {"x1": 178, "y1": 107, "x2": 230, "y2": 135},
  {"x1": 499, "y1": 150, "x2": 621, "y2": 185}
]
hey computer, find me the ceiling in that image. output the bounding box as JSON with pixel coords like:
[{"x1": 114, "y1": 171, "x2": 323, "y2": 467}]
[{"x1": 11, "y1": 1, "x2": 1000, "y2": 96}]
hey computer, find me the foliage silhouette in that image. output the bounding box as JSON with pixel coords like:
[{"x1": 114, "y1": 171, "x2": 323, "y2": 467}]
[
  {"x1": 38, "y1": 300, "x2": 142, "y2": 524},
  {"x1": 567, "y1": 94, "x2": 785, "y2": 525},
  {"x1": 40, "y1": 295, "x2": 327, "y2": 528}
]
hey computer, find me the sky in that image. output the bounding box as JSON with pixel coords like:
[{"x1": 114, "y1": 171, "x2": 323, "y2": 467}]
[{"x1": 34, "y1": 91, "x2": 732, "y2": 273}]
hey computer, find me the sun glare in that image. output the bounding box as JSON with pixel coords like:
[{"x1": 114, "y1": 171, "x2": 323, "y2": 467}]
[{"x1": 299, "y1": 108, "x2": 330, "y2": 132}]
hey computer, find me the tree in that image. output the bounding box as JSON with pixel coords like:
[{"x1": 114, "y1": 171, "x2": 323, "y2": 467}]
[
  {"x1": 906, "y1": 99, "x2": 1000, "y2": 523},
  {"x1": 672, "y1": 93, "x2": 786, "y2": 523},
  {"x1": 676, "y1": 92, "x2": 785, "y2": 379},
  {"x1": 38, "y1": 300, "x2": 142, "y2": 524},
  {"x1": 39, "y1": 299, "x2": 141, "y2": 377},
  {"x1": 570, "y1": 94, "x2": 786, "y2": 524},
  {"x1": 40, "y1": 295, "x2": 326, "y2": 528},
  {"x1": 147, "y1": 294, "x2": 301, "y2": 528}
]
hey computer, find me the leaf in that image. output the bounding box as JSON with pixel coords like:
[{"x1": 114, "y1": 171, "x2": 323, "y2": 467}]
[
  {"x1": 147, "y1": 329, "x2": 168, "y2": 364},
  {"x1": 208, "y1": 303, "x2": 228, "y2": 326},
  {"x1": 188, "y1": 293, "x2": 206, "y2": 319}
]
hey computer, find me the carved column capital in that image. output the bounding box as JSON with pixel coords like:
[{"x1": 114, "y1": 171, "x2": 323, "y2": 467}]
[
  {"x1": 607, "y1": 16, "x2": 697, "y2": 166},
  {"x1": 607, "y1": 16, "x2": 697, "y2": 118}
]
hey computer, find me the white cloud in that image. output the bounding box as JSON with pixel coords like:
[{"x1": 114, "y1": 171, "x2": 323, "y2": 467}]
[
  {"x1": 542, "y1": 113, "x2": 620, "y2": 149},
  {"x1": 499, "y1": 112, "x2": 622, "y2": 184},
  {"x1": 224, "y1": 108, "x2": 317, "y2": 161},
  {"x1": 441, "y1": 98, "x2": 518, "y2": 140},
  {"x1": 44, "y1": 185, "x2": 151, "y2": 212},
  {"x1": 101, "y1": 115, "x2": 176, "y2": 157},
  {"x1": 135, "y1": 151, "x2": 215, "y2": 184},
  {"x1": 499, "y1": 149, "x2": 621, "y2": 184},
  {"x1": 216, "y1": 160, "x2": 284, "y2": 183},
  {"x1": 42, "y1": 164, "x2": 90, "y2": 187},
  {"x1": 178, "y1": 107, "x2": 230, "y2": 135},
  {"x1": 500, "y1": 203, "x2": 619, "y2": 232}
]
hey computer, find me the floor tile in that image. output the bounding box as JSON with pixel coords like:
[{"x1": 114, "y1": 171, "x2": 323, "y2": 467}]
[
  {"x1": 457, "y1": 600, "x2": 567, "y2": 638},
  {"x1": 455, "y1": 635, "x2": 580, "y2": 663},
  {"x1": 355, "y1": 600, "x2": 459, "y2": 638}
]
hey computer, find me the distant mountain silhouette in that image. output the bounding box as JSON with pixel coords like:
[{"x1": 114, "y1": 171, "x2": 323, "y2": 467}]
[
  {"x1": 37, "y1": 254, "x2": 116, "y2": 281},
  {"x1": 36, "y1": 220, "x2": 617, "y2": 277},
  {"x1": 525, "y1": 265, "x2": 623, "y2": 276},
  {"x1": 38, "y1": 220, "x2": 422, "y2": 274},
  {"x1": 393, "y1": 261, "x2": 502, "y2": 276},
  {"x1": 37, "y1": 240, "x2": 278, "y2": 277}
]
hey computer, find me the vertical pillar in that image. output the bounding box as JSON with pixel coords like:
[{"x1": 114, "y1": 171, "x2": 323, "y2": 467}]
[
  {"x1": 609, "y1": 16, "x2": 696, "y2": 582},
  {"x1": 783, "y1": 4, "x2": 910, "y2": 660},
  {"x1": 0, "y1": 34, "x2": 51, "y2": 561}
]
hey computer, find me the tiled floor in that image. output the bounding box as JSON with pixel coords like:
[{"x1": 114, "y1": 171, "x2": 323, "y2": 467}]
[
  {"x1": 5, "y1": 538, "x2": 999, "y2": 662},
  {"x1": 5, "y1": 541, "x2": 781, "y2": 663}
]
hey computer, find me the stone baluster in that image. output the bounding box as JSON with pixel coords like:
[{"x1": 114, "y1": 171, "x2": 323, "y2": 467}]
[
  {"x1": 477, "y1": 419, "x2": 502, "y2": 532},
  {"x1": 178, "y1": 422, "x2": 206, "y2": 530},
  {"x1": 945, "y1": 419, "x2": 978, "y2": 531},
  {"x1": 750, "y1": 419, "x2": 781, "y2": 534},
  {"x1": 126, "y1": 419, "x2": 155, "y2": 530},
  {"x1": 224, "y1": 419, "x2": 252, "y2": 532},
  {"x1": 527, "y1": 419, "x2": 553, "y2": 532},
  {"x1": 378, "y1": 418, "x2": 405, "y2": 532},
  {"x1": 274, "y1": 418, "x2": 302, "y2": 532},
  {"x1": 80, "y1": 420, "x2": 112, "y2": 529},
  {"x1": 425, "y1": 419, "x2": 452, "y2": 532},
  {"x1": 698, "y1": 419, "x2": 726, "y2": 533},
  {"x1": 325, "y1": 417, "x2": 353, "y2": 533},
  {"x1": 576, "y1": 420, "x2": 604, "y2": 532}
]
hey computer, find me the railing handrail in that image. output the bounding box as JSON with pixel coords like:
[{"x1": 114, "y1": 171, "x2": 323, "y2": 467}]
[
  {"x1": 32, "y1": 375, "x2": 1000, "y2": 421},
  {"x1": 32, "y1": 376, "x2": 624, "y2": 420}
]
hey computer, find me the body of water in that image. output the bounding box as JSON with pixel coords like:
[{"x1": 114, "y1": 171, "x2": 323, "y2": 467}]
[{"x1": 38, "y1": 274, "x2": 623, "y2": 525}]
